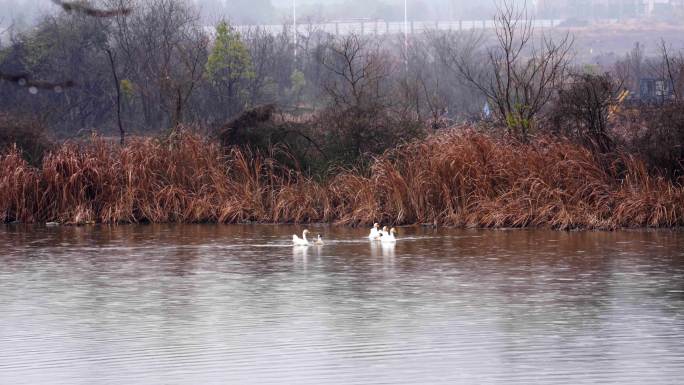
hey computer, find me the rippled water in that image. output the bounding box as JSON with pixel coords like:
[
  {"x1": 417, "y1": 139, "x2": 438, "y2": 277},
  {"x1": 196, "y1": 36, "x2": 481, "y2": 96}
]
[{"x1": 1, "y1": 225, "x2": 683, "y2": 384}]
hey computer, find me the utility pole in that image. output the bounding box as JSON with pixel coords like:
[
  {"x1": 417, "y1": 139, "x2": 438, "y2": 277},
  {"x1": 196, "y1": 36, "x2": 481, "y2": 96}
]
[
  {"x1": 404, "y1": 0, "x2": 408, "y2": 72},
  {"x1": 293, "y1": 0, "x2": 297, "y2": 60}
]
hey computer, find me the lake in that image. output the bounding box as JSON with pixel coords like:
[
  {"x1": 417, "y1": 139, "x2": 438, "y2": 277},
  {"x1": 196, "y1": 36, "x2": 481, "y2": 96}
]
[{"x1": 1, "y1": 225, "x2": 683, "y2": 384}]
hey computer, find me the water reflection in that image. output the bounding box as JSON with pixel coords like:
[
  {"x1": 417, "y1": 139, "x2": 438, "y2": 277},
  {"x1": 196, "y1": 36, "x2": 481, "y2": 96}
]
[
  {"x1": 292, "y1": 245, "x2": 309, "y2": 269},
  {"x1": 1, "y1": 225, "x2": 683, "y2": 385},
  {"x1": 381, "y1": 241, "x2": 395, "y2": 258}
]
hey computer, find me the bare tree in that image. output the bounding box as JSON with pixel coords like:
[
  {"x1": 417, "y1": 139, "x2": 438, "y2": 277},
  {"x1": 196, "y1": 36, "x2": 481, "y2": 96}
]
[
  {"x1": 397, "y1": 31, "x2": 484, "y2": 129},
  {"x1": 319, "y1": 33, "x2": 391, "y2": 111},
  {"x1": 242, "y1": 27, "x2": 296, "y2": 109},
  {"x1": 108, "y1": 0, "x2": 207, "y2": 130},
  {"x1": 657, "y1": 39, "x2": 683, "y2": 102},
  {"x1": 317, "y1": 33, "x2": 425, "y2": 162},
  {"x1": 104, "y1": 47, "x2": 125, "y2": 144},
  {"x1": 441, "y1": 0, "x2": 573, "y2": 141},
  {"x1": 319, "y1": 34, "x2": 383, "y2": 158}
]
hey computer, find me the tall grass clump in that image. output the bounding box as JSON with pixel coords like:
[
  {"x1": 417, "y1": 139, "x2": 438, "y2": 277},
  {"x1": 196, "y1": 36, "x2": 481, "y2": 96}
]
[
  {"x1": 0, "y1": 146, "x2": 42, "y2": 223},
  {"x1": 328, "y1": 129, "x2": 684, "y2": 229},
  {"x1": 1, "y1": 127, "x2": 682, "y2": 229}
]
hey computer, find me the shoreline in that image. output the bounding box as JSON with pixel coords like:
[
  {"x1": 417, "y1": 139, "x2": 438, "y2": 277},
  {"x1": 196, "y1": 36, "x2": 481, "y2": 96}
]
[{"x1": 3, "y1": 220, "x2": 684, "y2": 232}]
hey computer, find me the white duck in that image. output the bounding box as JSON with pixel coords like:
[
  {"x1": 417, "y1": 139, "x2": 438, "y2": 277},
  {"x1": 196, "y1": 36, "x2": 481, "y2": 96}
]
[
  {"x1": 381, "y1": 228, "x2": 397, "y2": 243},
  {"x1": 368, "y1": 223, "x2": 381, "y2": 240},
  {"x1": 292, "y1": 229, "x2": 310, "y2": 246},
  {"x1": 314, "y1": 234, "x2": 324, "y2": 245}
]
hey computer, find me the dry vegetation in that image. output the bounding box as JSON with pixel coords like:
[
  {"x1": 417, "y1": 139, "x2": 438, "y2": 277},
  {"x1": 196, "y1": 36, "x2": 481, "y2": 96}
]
[{"x1": 2, "y1": 128, "x2": 682, "y2": 229}]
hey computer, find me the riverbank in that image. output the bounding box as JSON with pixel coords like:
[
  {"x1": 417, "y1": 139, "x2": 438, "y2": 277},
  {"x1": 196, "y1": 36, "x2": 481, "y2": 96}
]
[{"x1": 1, "y1": 129, "x2": 682, "y2": 229}]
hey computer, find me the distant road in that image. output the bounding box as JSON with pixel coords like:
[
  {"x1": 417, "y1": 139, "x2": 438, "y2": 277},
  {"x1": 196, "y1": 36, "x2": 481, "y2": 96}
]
[{"x1": 226, "y1": 19, "x2": 563, "y2": 36}]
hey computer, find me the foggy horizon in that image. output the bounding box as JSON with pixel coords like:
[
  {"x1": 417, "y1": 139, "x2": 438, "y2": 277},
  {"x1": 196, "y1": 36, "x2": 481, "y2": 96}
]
[
  {"x1": 3, "y1": 0, "x2": 683, "y2": 25},
  {"x1": 1, "y1": 0, "x2": 501, "y2": 25}
]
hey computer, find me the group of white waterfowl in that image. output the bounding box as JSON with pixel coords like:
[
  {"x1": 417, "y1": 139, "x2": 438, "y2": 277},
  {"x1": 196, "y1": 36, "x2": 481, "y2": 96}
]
[{"x1": 292, "y1": 223, "x2": 397, "y2": 246}]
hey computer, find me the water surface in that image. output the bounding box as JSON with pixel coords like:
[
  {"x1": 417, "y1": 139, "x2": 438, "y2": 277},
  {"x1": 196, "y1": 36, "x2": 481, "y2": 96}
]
[{"x1": 1, "y1": 225, "x2": 683, "y2": 384}]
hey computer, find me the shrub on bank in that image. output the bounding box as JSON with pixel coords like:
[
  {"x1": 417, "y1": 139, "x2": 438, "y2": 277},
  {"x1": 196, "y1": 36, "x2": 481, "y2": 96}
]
[{"x1": 0, "y1": 114, "x2": 53, "y2": 166}]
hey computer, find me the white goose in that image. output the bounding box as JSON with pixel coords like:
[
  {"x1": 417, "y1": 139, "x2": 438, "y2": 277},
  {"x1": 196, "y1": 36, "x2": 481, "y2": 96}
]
[
  {"x1": 292, "y1": 229, "x2": 310, "y2": 246},
  {"x1": 368, "y1": 223, "x2": 381, "y2": 240},
  {"x1": 381, "y1": 228, "x2": 397, "y2": 243}
]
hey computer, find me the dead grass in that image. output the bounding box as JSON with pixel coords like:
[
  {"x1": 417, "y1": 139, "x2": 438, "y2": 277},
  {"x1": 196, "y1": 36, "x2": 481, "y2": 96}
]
[{"x1": 1, "y1": 128, "x2": 682, "y2": 229}]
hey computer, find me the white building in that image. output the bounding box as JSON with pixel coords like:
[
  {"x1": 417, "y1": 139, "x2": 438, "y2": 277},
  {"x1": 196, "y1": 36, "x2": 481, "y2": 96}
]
[{"x1": 537, "y1": 0, "x2": 683, "y2": 18}]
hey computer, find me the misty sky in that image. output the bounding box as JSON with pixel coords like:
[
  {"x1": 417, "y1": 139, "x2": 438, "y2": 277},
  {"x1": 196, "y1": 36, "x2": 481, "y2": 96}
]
[
  {"x1": 2, "y1": 0, "x2": 683, "y2": 27},
  {"x1": 272, "y1": 0, "x2": 501, "y2": 22},
  {"x1": 0, "y1": 0, "x2": 507, "y2": 26}
]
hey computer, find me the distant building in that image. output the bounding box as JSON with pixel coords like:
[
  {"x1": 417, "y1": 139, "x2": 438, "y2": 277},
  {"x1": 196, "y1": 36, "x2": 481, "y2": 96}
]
[
  {"x1": 646, "y1": 0, "x2": 684, "y2": 16},
  {"x1": 537, "y1": 0, "x2": 683, "y2": 19},
  {"x1": 537, "y1": 0, "x2": 643, "y2": 19},
  {"x1": 639, "y1": 78, "x2": 675, "y2": 103}
]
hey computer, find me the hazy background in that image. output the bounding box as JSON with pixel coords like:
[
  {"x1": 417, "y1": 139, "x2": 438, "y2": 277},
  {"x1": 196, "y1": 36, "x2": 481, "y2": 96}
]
[
  {"x1": 1, "y1": 0, "x2": 683, "y2": 24},
  {"x1": 2, "y1": 1, "x2": 684, "y2": 74},
  {"x1": 3, "y1": 1, "x2": 684, "y2": 28},
  {"x1": 0, "y1": 0, "x2": 499, "y2": 26}
]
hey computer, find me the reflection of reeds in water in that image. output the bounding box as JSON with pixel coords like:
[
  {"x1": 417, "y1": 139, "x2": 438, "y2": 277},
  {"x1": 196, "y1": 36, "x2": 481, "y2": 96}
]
[{"x1": 1, "y1": 129, "x2": 683, "y2": 229}]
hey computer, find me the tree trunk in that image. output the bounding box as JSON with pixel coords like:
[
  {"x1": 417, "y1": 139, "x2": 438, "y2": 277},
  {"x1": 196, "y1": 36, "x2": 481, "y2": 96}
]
[{"x1": 106, "y1": 48, "x2": 125, "y2": 145}]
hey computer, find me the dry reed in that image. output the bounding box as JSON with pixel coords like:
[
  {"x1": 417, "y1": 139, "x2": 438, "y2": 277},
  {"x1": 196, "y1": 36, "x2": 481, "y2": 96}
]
[{"x1": 1, "y1": 128, "x2": 682, "y2": 229}]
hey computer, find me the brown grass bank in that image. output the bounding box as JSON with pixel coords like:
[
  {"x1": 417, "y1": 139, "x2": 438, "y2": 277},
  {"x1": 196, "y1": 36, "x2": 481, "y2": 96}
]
[{"x1": 1, "y1": 129, "x2": 683, "y2": 229}]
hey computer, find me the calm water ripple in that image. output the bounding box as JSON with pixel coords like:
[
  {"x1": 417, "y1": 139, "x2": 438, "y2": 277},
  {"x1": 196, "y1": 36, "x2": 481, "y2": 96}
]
[{"x1": 1, "y1": 225, "x2": 683, "y2": 384}]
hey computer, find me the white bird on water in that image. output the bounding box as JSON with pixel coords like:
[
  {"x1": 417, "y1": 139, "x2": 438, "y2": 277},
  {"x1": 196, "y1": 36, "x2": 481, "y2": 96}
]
[
  {"x1": 368, "y1": 223, "x2": 381, "y2": 240},
  {"x1": 381, "y1": 228, "x2": 397, "y2": 243},
  {"x1": 292, "y1": 229, "x2": 310, "y2": 246},
  {"x1": 314, "y1": 234, "x2": 324, "y2": 245}
]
